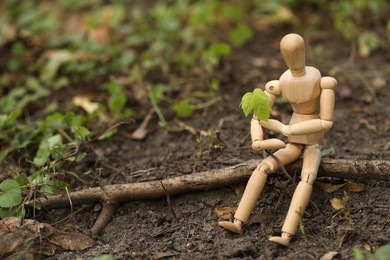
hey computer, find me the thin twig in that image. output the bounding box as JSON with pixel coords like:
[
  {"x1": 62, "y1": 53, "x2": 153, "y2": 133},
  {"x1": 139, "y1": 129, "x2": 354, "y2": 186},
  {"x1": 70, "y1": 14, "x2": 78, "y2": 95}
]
[
  {"x1": 160, "y1": 181, "x2": 178, "y2": 221},
  {"x1": 65, "y1": 186, "x2": 73, "y2": 212},
  {"x1": 265, "y1": 149, "x2": 294, "y2": 183},
  {"x1": 51, "y1": 206, "x2": 88, "y2": 227},
  {"x1": 151, "y1": 223, "x2": 184, "y2": 238},
  {"x1": 299, "y1": 208, "x2": 316, "y2": 246}
]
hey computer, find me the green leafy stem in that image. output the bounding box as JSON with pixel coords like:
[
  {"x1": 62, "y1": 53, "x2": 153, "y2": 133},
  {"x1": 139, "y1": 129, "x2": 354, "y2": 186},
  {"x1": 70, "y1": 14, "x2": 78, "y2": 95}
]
[{"x1": 240, "y1": 88, "x2": 271, "y2": 121}]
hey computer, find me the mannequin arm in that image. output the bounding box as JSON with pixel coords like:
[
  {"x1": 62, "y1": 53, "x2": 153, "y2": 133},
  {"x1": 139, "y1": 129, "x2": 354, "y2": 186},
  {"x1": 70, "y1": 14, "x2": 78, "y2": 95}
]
[
  {"x1": 252, "y1": 118, "x2": 287, "y2": 151},
  {"x1": 284, "y1": 119, "x2": 332, "y2": 136},
  {"x1": 282, "y1": 76, "x2": 336, "y2": 136},
  {"x1": 251, "y1": 80, "x2": 287, "y2": 150},
  {"x1": 257, "y1": 119, "x2": 286, "y2": 133},
  {"x1": 251, "y1": 118, "x2": 264, "y2": 142}
]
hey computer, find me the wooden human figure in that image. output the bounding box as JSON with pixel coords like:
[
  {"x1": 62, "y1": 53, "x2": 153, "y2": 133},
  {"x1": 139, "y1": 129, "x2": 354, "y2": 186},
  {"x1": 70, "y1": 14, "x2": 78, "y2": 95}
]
[{"x1": 218, "y1": 33, "x2": 336, "y2": 246}]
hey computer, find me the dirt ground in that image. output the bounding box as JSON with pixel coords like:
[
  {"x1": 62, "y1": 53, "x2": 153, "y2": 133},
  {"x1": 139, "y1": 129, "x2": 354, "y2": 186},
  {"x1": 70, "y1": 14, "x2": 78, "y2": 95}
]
[{"x1": 37, "y1": 30, "x2": 390, "y2": 259}]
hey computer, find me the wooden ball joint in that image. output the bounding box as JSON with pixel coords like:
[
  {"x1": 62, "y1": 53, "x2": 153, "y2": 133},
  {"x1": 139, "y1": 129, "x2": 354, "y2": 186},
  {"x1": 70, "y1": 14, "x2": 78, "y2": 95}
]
[{"x1": 218, "y1": 33, "x2": 337, "y2": 246}]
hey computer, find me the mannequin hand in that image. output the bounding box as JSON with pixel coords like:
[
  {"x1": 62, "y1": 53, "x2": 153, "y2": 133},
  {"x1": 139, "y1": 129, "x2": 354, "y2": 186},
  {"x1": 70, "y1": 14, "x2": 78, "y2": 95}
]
[
  {"x1": 252, "y1": 138, "x2": 286, "y2": 151},
  {"x1": 282, "y1": 125, "x2": 292, "y2": 136},
  {"x1": 252, "y1": 140, "x2": 263, "y2": 150}
]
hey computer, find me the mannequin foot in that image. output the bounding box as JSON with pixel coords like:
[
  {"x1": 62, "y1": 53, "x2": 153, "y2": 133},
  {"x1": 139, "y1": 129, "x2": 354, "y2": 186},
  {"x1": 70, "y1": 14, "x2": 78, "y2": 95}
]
[
  {"x1": 269, "y1": 232, "x2": 292, "y2": 246},
  {"x1": 218, "y1": 219, "x2": 243, "y2": 235}
]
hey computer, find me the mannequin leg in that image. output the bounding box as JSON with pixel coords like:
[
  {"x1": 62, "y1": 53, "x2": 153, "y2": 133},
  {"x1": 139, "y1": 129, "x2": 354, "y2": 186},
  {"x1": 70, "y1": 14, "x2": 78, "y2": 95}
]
[
  {"x1": 269, "y1": 144, "x2": 321, "y2": 246},
  {"x1": 218, "y1": 143, "x2": 304, "y2": 234}
]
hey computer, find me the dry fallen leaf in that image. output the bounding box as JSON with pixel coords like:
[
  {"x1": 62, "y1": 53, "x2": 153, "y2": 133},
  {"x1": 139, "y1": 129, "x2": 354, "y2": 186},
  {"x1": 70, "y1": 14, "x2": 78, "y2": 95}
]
[
  {"x1": 40, "y1": 50, "x2": 91, "y2": 81},
  {"x1": 344, "y1": 181, "x2": 365, "y2": 192},
  {"x1": 153, "y1": 252, "x2": 179, "y2": 259},
  {"x1": 276, "y1": 6, "x2": 295, "y2": 22},
  {"x1": 72, "y1": 95, "x2": 99, "y2": 114},
  {"x1": 318, "y1": 182, "x2": 346, "y2": 193},
  {"x1": 175, "y1": 120, "x2": 197, "y2": 136},
  {"x1": 0, "y1": 217, "x2": 94, "y2": 257},
  {"x1": 319, "y1": 251, "x2": 340, "y2": 260},
  {"x1": 234, "y1": 184, "x2": 246, "y2": 197},
  {"x1": 251, "y1": 213, "x2": 268, "y2": 224},
  {"x1": 371, "y1": 76, "x2": 386, "y2": 90},
  {"x1": 358, "y1": 119, "x2": 377, "y2": 132},
  {"x1": 330, "y1": 198, "x2": 347, "y2": 210},
  {"x1": 318, "y1": 180, "x2": 365, "y2": 193},
  {"x1": 215, "y1": 207, "x2": 236, "y2": 220},
  {"x1": 48, "y1": 232, "x2": 94, "y2": 250},
  {"x1": 130, "y1": 108, "x2": 154, "y2": 140}
]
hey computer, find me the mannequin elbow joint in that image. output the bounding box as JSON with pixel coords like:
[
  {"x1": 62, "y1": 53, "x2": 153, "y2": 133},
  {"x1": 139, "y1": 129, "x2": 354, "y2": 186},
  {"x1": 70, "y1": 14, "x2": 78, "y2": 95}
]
[{"x1": 321, "y1": 120, "x2": 333, "y2": 130}]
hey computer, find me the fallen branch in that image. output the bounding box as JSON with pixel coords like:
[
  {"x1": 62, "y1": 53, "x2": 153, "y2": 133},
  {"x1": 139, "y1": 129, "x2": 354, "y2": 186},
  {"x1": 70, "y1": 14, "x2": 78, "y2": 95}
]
[{"x1": 38, "y1": 158, "x2": 390, "y2": 234}]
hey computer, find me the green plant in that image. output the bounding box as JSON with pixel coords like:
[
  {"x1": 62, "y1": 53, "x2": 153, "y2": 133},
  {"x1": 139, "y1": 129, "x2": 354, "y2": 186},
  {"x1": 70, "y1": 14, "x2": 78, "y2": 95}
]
[
  {"x1": 329, "y1": 0, "x2": 387, "y2": 57},
  {"x1": 93, "y1": 255, "x2": 113, "y2": 260},
  {"x1": 240, "y1": 88, "x2": 272, "y2": 121},
  {"x1": 353, "y1": 244, "x2": 390, "y2": 260},
  {"x1": 0, "y1": 179, "x2": 22, "y2": 218},
  {"x1": 107, "y1": 81, "x2": 132, "y2": 120}
]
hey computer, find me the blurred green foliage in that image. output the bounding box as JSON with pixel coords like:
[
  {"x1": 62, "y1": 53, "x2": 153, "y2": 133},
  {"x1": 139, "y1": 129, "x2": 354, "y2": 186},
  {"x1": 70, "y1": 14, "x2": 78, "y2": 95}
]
[
  {"x1": 354, "y1": 244, "x2": 390, "y2": 260},
  {"x1": 0, "y1": 0, "x2": 388, "y2": 217}
]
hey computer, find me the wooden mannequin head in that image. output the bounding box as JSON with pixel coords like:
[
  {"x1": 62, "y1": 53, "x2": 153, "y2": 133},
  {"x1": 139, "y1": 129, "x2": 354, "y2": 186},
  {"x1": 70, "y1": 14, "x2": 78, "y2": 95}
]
[{"x1": 280, "y1": 33, "x2": 306, "y2": 76}]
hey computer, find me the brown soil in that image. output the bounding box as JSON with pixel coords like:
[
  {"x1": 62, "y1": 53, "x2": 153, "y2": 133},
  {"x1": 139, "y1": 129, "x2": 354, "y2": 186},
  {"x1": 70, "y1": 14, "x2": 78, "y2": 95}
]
[{"x1": 40, "y1": 30, "x2": 389, "y2": 259}]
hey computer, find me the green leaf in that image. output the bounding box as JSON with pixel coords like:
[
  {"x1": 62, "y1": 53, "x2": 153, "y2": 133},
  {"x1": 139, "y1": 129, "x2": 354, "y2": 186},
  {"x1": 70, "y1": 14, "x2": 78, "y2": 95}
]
[
  {"x1": 40, "y1": 50, "x2": 78, "y2": 81},
  {"x1": 11, "y1": 41, "x2": 26, "y2": 56},
  {"x1": 0, "y1": 207, "x2": 24, "y2": 219},
  {"x1": 0, "y1": 208, "x2": 14, "y2": 219},
  {"x1": 222, "y1": 6, "x2": 245, "y2": 21},
  {"x1": 240, "y1": 92, "x2": 254, "y2": 117},
  {"x1": 229, "y1": 24, "x2": 253, "y2": 47},
  {"x1": 93, "y1": 255, "x2": 113, "y2": 260},
  {"x1": 0, "y1": 150, "x2": 8, "y2": 163},
  {"x1": 321, "y1": 147, "x2": 335, "y2": 157},
  {"x1": 207, "y1": 43, "x2": 231, "y2": 57},
  {"x1": 149, "y1": 84, "x2": 165, "y2": 102},
  {"x1": 375, "y1": 244, "x2": 390, "y2": 260},
  {"x1": 15, "y1": 174, "x2": 29, "y2": 187},
  {"x1": 0, "y1": 179, "x2": 22, "y2": 208},
  {"x1": 118, "y1": 50, "x2": 136, "y2": 67},
  {"x1": 4, "y1": 110, "x2": 21, "y2": 126},
  {"x1": 98, "y1": 129, "x2": 117, "y2": 140},
  {"x1": 33, "y1": 134, "x2": 63, "y2": 166},
  {"x1": 173, "y1": 98, "x2": 196, "y2": 118},
  {"x1": 48, "y1": 134, "x2": 62, "y2": 150},
  {"x1": 75, "y1": 152, "x2": 87, "y2": 162},
  {"x1": 40, "y1": 184, "x2": 54, "y2": 194},
  {"x1": 8, "y1": 59, "x2": 21, "y2": 71},
  {"x1": 108, "y1": 81, "x2": 127, "y2": 115},
  {"x1": 0, "y1": 110, "x2": 21, "y2": 129},
  {"x1": 239, "y1": 88, "x2": 271, "y2": 121},
  {"x1": 27, "y1": 200, "x2": 41, "y2": 210},
  {"x1": 64, "y1": 112, "x2": 90, "y2": 140},
  {"x1": 73, "y1": 126, "x2": 91, "y2": 140}
]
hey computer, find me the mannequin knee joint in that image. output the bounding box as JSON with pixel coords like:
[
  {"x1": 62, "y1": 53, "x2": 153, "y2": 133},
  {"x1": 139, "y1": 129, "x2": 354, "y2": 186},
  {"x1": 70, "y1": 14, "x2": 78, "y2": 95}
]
[
  {"x1": 302, "y1": 172, "x2": 316, "y2": 185},
  {"x1": 256, "y1": 161, "x2": 273, "y2": 175}
]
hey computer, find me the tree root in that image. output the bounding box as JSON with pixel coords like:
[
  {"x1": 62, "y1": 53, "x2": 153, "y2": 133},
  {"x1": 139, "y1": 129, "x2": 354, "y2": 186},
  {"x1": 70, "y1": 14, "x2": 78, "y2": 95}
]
[{"x1": 38, "y1": 158, "x2": 390, "y2": 235}]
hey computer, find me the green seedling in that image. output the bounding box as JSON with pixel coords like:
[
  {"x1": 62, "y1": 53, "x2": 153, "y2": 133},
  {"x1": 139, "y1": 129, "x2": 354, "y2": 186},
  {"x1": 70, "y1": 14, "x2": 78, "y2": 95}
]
[
  {"x1": 240, "y1": 88, "x2": 272, "y2": 121},
  {"x1": 173, "y1": 97, "x2": 220, "y2": 119}
]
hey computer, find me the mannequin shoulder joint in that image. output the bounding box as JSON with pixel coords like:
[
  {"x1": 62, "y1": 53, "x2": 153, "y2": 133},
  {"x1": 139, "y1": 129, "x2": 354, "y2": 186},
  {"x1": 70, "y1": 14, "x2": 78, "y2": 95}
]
[
  {"x1": 320, "y1": 76, "x2": 337, "y2": 90},
  {"x1": 265, "y1": 80, "x2": 281, "y2": 95}
]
